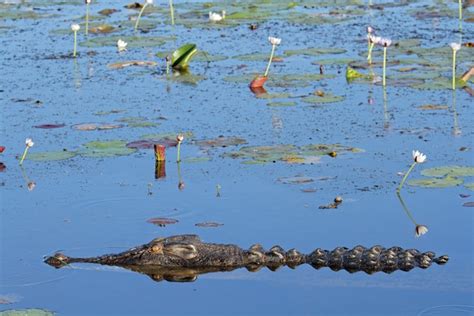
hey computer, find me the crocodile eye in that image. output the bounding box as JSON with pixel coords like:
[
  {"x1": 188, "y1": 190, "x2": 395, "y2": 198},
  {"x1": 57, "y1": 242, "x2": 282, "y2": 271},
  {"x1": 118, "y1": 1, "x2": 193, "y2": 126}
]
[{"x1": 150, "y1": 244, "x2": 163, "y2": 254}]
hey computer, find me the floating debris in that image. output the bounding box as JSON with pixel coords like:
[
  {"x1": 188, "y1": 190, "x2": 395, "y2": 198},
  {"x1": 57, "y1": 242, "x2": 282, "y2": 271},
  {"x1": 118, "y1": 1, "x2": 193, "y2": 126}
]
[
  {"x1": 319, "y1": 196, "x2": 343, "y2": 209},
  {"x1": 146, "y1": 218, "x2": 179, "y2": 227},
  {"x1": 195, "y1": 222, "x2": 224, "y2": 228}
]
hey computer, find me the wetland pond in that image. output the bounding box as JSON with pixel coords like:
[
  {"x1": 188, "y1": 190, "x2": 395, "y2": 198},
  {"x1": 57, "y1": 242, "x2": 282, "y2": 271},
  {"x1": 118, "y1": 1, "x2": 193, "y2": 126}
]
[{"x1": 1, "y1": 0, "x2": 473, "y2": 315}]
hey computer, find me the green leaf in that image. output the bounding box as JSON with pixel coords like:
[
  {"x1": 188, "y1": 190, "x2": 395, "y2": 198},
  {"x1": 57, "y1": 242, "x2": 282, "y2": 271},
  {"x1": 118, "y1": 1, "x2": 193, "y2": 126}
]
[
  {"x1": 0, "y1": 309, "x2": 54, "y2": 316},
  {"x1": 27, "y1": 151, "x2": 77, "y2": 161},
  {"x1": 79, "y1": 140, "x2": 137, "y2": 158},
  {"x1": 421, "y1": 166, "x2": 474, "y2": 178},
  {"x1": 172, "y1": 44, "x2": 198, "y2": 70},
  {"x1": 408, "y1": 176, "x2": 464, "y2": 188}
]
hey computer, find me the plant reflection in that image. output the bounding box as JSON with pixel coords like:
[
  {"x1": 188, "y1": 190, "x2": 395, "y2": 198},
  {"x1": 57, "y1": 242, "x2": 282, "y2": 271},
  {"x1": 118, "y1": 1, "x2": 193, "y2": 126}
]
[
  {"x1": 20, "y1": 166, "x2": 36, "y2": 192},
  {"x1": 396, "y1": 191, "x2": 428, "y2": 237}
]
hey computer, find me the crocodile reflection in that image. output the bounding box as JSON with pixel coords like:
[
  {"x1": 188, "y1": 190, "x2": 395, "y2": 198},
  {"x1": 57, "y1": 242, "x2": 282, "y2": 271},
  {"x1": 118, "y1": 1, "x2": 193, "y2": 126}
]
[{"x1": 45, "y1": 235, "x2": 449, "y2": 283}]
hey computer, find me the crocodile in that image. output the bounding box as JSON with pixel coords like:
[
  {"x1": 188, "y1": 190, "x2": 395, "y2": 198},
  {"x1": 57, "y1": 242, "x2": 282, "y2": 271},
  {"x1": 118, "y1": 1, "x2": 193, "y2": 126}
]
[{"x1": 44, "y1": 234, "x2": 449, "y2": 282}]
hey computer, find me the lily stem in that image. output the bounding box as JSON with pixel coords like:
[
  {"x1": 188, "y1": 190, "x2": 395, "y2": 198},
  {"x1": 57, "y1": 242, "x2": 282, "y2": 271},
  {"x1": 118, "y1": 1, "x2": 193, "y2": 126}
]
[
  {"x1": 459, "y1": 0, "x2": 462, "y2": 21},
  {"x1": 19, "y1": 147, "x2": 30, "y2": 166},
  {"x1": 452, "y1": 50, "x2": 457, "y2": 90},
  {"x1": 176, "y1": 141, "x2": 181, "y2": 163},
  {"x1": 397, "y1": 161, "x2": 416, "y2": 193},
  {"x1": 85, "y1": 3, "x2": 89, "y2": 36},
  {"x1": 169, "y1": 0, "x2": 175, "y2": 25},
  {"x1": 367, "y1": 42, "x2": 374, "y2": 64},
  {"x1": 264, "y1": 44, "x2": 276, "y2": 77},
  {"x1": 382, "y1": 46, "x2": 387, "y2": 86},
  {"x1": 134, "y1": 3, "x2": 148, "y2": 32},
  {"x1": 73, "y1": 31, "x2": 77, "y2": 57},
  {"x1": 396, "y1": 191, "x2": 418, "y2": 225}
]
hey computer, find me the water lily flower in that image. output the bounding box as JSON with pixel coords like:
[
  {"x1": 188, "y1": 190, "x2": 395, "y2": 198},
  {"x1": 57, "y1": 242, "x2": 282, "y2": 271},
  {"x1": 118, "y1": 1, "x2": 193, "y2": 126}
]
[
  {"x1": 415, "y1": 224, "x2": 429, "y2": 237},
  {"x1": 367, "y1": 34, "x2": 381, "y2": 64},
  {"x1": 397, "y1": 150, "x2": 428, "y2": 192},
  {"x1": 268, "y1": 36, "x2": 281, "y2": 46},
  {"x1": 367, "y1": 26, "x2": 374, "y2": 34},
  {"x1": 176, "y1": 134, "x2": 184, "y2": 163},
  {"x1": 71, "y1": 24, "x2": 80, "y2": 57},
  {"x1": 450, "y1": 43, "x2": 461, "y2": 90},
  {"x1": 209, "y1": 10, "x2": 225, "y2": 22},
  {"x1": 27, "y1": 181, "x2": 36, "y2": 192},
  {"x1": 376, "y1": 37, "x2": 392, "y2": 86},
  {"x1": 412, "y1": 150, "x2": 427, "y2": 164},
  {"x1": 117, "y1": 39, "x2": 128, "y2": 52},
  {"x1": 135, "y1": 0, "x2": 153, "y2": 31},
  {"x1": 19, "y1": 138, "x2": 34, "y2": 165},
  {"x1": 85, "y1": 0, "x2": 91, "y2": 3}
]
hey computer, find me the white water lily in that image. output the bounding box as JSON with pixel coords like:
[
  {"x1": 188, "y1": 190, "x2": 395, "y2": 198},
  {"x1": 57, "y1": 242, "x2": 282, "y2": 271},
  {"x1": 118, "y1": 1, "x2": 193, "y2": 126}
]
[
  {"x1": 25, "y1": 138, "x2": 34, "y2": 148},
  {"x1": 378, "y1": 37, "x2": 392, "y2": 47},
  {"x1": 117, "y1": 39, "x2": 128, "y2": 52},
  {"x1": 209, "y1": 10, "x2": 225, "y2": 22},
  {"x1": 176, "y1": 134, "x2": 184, "y2": 143},
  {"x1": 146, "y1": 0, "x2": 153, "y2": 4},
  {"x1": 368, "y1": 34, "x2": 381, "y2": 44},
  {"x1": 71, "y1": 24, "x2": 80, "y2": 32},
  {"x1": 415, "y1": 224, "x2": 429, "y2": 237},
  {"x1": 412, "y1": 150, "x2": 427, "y2": 163},
  {"x1": 268, "y1": 36, "x2": 281, "y2": 46},
  {"x1": 85, "y1": 0, "x2": 91, "y2": 4},
  {"x1": 27, "y1": 181, "x2": 36, "y2": 191},
  {"x1": 450, "y1": 42, "x2": 461, "y2": 52},
  {"x1": 367, "y1": 26, "x2": 374, "y2": 34}
]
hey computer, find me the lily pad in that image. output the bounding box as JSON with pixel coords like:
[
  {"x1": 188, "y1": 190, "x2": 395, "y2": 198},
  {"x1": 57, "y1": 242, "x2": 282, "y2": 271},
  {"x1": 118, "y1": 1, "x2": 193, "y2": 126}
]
[
  {"x1": 72, "y1": 123, "x2": 123, "y2": 131},
  {"x1": 408, "y1": 176, "x2": 464, "y2": 188},
  {"x1": 34, "y1": 123, "x2": 66, "y2": 129},
  {"x1": 267, "y1": 101, "x2": 296, "y2": 107},
  {"x1": 108, "y1": 61, "x2": 157, "y2": 70},
  {"x1": 0, "y1": 309, "x2": 54, "y2": 316},
  {"x1": 417, "y1": 104, "x2": 448, "y2": 110},
  {"x1": 80, "y1": 36, "x2": 175, "y2": 48},
  {"x1": 277, "y1": 176, "x2": 314, "y2": 184},
  {"x1": 421, "y1": 166, "x2": 474, "y2": 178},
  {"x1": 147, "y1": 217, "x2": 179, "y2": 226},
  {"x1": 26, "y1": 151, "x2": 77, "y2": 161},
  {"x1": 195, "y1": 222, "x2": 224, "y2": 228},
  {"x1": 194, "y1": 136, "x2": 247, "y2": 148},
  {"x1": 465, "y1": 183, "x2": 474, "y2": 191},
  {"x1": 463, "y1": 202, "x2": 474, "y2": 207},
  {"x1": 172, "y1": 43, "x2": 198, "y2": 70},
  {"x1": 80, "y1": 140, "x2": 137, "y2": 158},
  {"x1": 284, "y1": 47, "x2": 346, "y2": 56},
  {"x1": 302, "y1": 93, "x2": 345, "y2": 104},
  {"x1": 88, "y1": 24, "x2": 115, "y2": 34}
]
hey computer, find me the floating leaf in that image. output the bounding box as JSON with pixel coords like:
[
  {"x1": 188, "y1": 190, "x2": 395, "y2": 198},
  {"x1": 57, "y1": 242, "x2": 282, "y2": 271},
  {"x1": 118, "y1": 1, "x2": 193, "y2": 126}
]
[
  {"x1": 462, "y1": 202, "x2": 474, "y2": 207},
  {"x1": 72, "y1": 123, "x2": 123, "y2": 131},
  {"x1": 417, "y1": 104, "x2": 448, "y2": 110},
  {"x1": 27, "y1": 151, "x2": 77, "y2": 161},
  {"x1": 80, "y1": 36, "x2": 174, "y2": 48},
  {"x1": 108, "y1": 61, "x2": 157, "y2": 70},
  {"x1": 182, "y1": 157, "x2": 211, "y2": 163},
  {"x1": 195, "y1": 222, "x2": 224, "y2": 228},
  {"x1": 465, "y1": 183, "x2": 474, "y2": 191},
  {"x1": 346, "y1": 66, "x2": 366, "y2": 81},
  {"x1": 172, "y1": 43, "x2": 198, "y2": 70},
  {"x1": 277, "y1": 176, "x2": 314, "y2": 184},
  {"x1": 284, "y1": 47, "x2": 346, "y2": 56},
  {"x1": 147, "y1": 217, "x2": 179, "y2": 226},
  {"x1": 302, "y1": 93, "x2": 345, "y2": 104},
  {"x1": 89, "y1": 24, "x2": 115, "y2": 34},
  {"x1": 267, "y1": 101, "x2": 296, "y2": 107},
  {"x1": 80, "y1": 140, "x2": 137, "y2": 158},
  {"x1": 408, "y1": 176, "x2": 464, "y2": 188},
  {"x1": 34, "y1": 123, "x2": 66, "y2": 129},
  {"x1": 98, "y1": 8, "x2": 119, "y2": 15},
  {"x1": 0, "y1": 309, "x2": 54, "y2": 316},
  {"x1": 194, "y1": 136, "x2": 247, "y2": 148},
  {"x1": 421, "y1": 166, "x2": 474, "y2": 178}
]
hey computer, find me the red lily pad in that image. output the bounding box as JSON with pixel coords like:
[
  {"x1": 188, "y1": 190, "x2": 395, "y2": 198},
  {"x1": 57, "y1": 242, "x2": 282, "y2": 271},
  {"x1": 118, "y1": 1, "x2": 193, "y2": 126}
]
[
  {"x1": 126, "y1": 139, "x2": 178, "y2": 149},
  {"x1": 195, "y1": 222, "x2": 224, "y2": 228},
  {"x1": 34, "y1": 123, "x2": 66, "y2": 129},
  {"x1": 0, "y1": 146, "x2": 5, "y2": 153},
  {"x1": 146, "y1": 217, "x2": 179, "y2": 227}
]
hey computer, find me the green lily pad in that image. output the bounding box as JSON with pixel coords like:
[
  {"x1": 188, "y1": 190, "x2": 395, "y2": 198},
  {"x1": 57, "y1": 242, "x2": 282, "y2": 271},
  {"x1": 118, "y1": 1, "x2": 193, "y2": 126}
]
[
  {"x1": 233, "y1": 53, "x2": 284, "y2": 61},
  {"x1": 172, "y1": 43, "x2": 198, "y2": 70},
  {"x1": 226, "y1": 10, "x2": 271, "y2": 20},
  {"x1": 312, "y1": 58, "x2": 356, "y2": 65},
  {"x1": 0, "y1": 309, "x2": 54, "y2": 316},
  {"x1": 223, "y1": 143, "x2": 362, "y2": 164},
  {"x1": 278, "y1": 176, "x2": 314, "y2": 184},
  {"x1": 267, "y1": 101, "x2": 296, "y2": 107},
  {"x1": 194, "y1": 136, "x2": 247, "y2": 148},
  {"x1": 465, "y1": 183, "x2": 474, "y2": 191},
  {"x1": 168, "y1": 71, "x2": 205, "y2": 85},
  {"x1": 80, "y1": 140, "x2": 137, "y2": 158},
  {"x1": 284, "y1": 47, "x2": 346, "y2": 56},
  {"x1": 256, "y1": 93, "x2": 291, "y2": 99},
  {"x1": 302, "y1": 93, "x2": 345, "y2": 104},
  {"x1": 80, "y1": 36, "x2": 175, "y2": 48},
  {"x1": 26, "y1": 151, "x2": 77, "y2": 161},
  {"x1": 412, "y1": 77, "x2": 468, "y2": 90},
  {"x1": 408, "y1": 176, "x2": 464, "y2": 188},
  {"x1": 89, "y1": 24, "x2": 115, "y2": 34},
  {"x1": 140, "y1": 131, "x2": 194, "y2": 140},
  {"x1": 421, "y1": 166, "x2": 474, "y2": 178},
  {"x1": 182, "y1": 156, "x2": 211, "y2": 163}
]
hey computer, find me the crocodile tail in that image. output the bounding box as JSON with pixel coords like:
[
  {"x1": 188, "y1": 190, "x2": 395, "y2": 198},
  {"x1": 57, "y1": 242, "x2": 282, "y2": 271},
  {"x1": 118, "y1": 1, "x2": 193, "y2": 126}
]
[{"x1": 307, "y1": 246, "x2": 449, "y2": 274}]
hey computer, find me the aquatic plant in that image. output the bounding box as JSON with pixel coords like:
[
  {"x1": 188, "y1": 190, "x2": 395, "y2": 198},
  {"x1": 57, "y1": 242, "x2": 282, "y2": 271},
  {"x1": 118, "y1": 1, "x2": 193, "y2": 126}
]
[
  {"x1": 450, "y1": 42, "x2": 461, "y2": 90},
  {"x1": 71, "y1": 24, "x2": 80, "y2": 57},
  {"x1": 378, "y1": 37, "x2": 392, "y2": 86},
  {"x1": 165, "y1": 55, "x2": 171, "y2": 75},
  {"x1": 209, "y1": 10, "x2": 225, "y2": 22},
  {"x1": 366, "y1": 27, "x2": 378, "y2": 64},
  {"x1": 117, "y1": 39, "x2": 127, "y2": 52},
  {"x1": 397, "y1": 150, "x2": 427, "y2": 192},
  {"x1": 135, "y1": 0, "x2": 153, "y2": 32},
  {"x1": 396, "y1": 192, "x2": 428, "y2": 237},
  {"x1": 171, "y1": 44, "x2": 197, "y2": 70},
  {"x1": 169, "y1": 0, "x2": 175, "y2": 25},
  {"x1": 154, "y1": 144, "x2": 165, "y2": 162},
  {"x1": 249, "y1": 36, "x2": 281, "y2": 88},
  {"x1": 458, "y1": 0, "x2": 462, "y2": 21},
  {"x1": 19, "y1": 138, "x2": 34, "y2": 165},
  {"x1": 176, "y1": 134, "x2": 184, "y2": 162},
  {"x1": 85, "y1": 0, "x2": 91, "y2": 36}
]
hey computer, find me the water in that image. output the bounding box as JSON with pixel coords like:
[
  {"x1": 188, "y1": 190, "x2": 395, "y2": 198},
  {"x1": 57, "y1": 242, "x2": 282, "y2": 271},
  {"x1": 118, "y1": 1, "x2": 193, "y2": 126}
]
[{"x1": 1, "y1": 0, "x2": 473, "y2": 315}]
